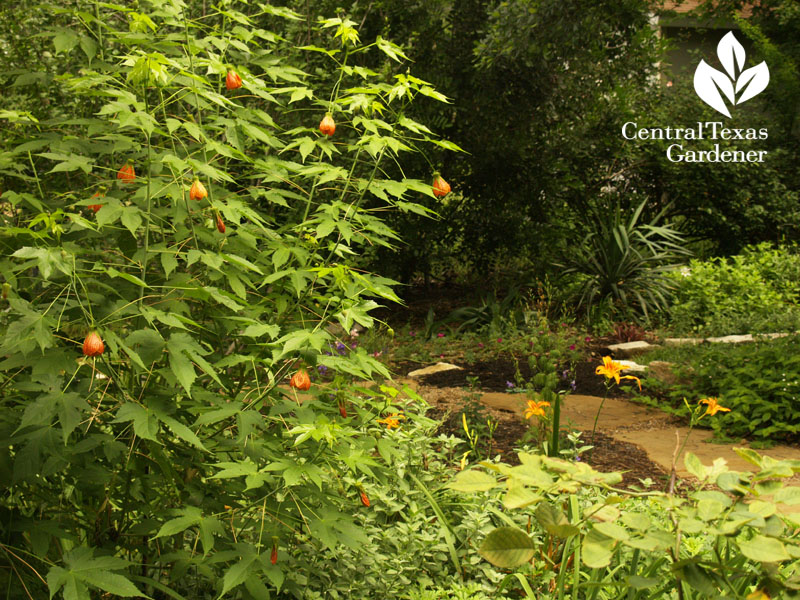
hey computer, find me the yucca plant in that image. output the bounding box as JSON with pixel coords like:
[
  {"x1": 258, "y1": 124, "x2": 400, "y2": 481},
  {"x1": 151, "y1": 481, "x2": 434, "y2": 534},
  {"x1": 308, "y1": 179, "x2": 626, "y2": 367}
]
[{"x1": 559, "y1": 198, "x2": 691, "y2": 322}]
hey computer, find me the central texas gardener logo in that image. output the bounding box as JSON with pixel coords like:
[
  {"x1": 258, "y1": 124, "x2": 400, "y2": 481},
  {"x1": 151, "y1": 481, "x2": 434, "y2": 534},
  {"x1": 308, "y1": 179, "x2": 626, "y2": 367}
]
[{"x1": 694, "y1": 31, "x2": 770, "y2": 118}]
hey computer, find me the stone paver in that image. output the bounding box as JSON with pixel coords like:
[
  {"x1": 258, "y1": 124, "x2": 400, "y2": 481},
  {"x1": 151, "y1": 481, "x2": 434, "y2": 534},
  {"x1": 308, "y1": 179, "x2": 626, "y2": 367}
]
[
  {"x1": 607, "y1": 341, "x2": 654, "y2": 357},
  {"x1": 407, "y1": 362, "x2": 463, "y2": 378}
]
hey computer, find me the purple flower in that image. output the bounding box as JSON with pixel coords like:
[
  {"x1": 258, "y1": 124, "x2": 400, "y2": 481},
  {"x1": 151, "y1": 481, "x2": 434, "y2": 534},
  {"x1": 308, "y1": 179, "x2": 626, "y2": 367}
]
[
  {"x1": 585, "y1": 336, "x2": 592, "y2": 342},
  {"x1": 497, "y1": 338, "x2": 502, "y2": 343},
  {"x1": 350, "y1": 342, "x2": 357, "y2": 349},
  {"x1": 506, "y1": 381, "x2": 515, "y2": 389},
  {"x1": 409, "y1": 330, "x2": 415, "y2": 337},
  {"x1": 323, "y1": 351, "x2": 332, "y2": 356},
  {"x1": 317, "y1": 365, "x2": 328, "y2": 375},
  {"x1": 575, "y1": 456, "x2": 581, "y2": 462},
  {"x1": 570, "y1": 380, "x2": 577, "y2": 391},
  {"x1": 569, "y1": 344, "x2": 576, "y2": 351},
  {"x1": 335, "y1": 341, "x2": 347, "y2": 355},
  {"x1": 477, "y1": 342, "x2": 484, "y2": 349},
  {"x1": 437, "y1": 332, "x2": 445, "y2": 338},
  {"x1": 561, "y1": 369, "x2": 570, "y2": 380}
]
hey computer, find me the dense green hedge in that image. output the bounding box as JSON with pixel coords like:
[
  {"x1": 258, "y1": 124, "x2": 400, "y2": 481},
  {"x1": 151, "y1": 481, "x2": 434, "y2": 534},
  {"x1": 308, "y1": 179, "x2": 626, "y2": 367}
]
[{"x1": 667, "y1": 243, "x2": 800, "y2": 336}]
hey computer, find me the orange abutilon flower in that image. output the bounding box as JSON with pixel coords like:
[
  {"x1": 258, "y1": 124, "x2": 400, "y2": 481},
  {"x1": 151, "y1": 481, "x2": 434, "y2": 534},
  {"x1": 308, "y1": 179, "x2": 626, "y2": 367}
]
[
  {"x1": 289, "y1": 369, "x2": 311, "y2": 391},
  {"x1": 189, "y1": 179, "x2": 208, "y2": 201},
  {"x1": 270, "y1": 539, "x2": 278, "y2": 565},
  {"x1": 432, "y1": 173, "x2": 451, "y2": 198},
  {"x1": 319, "y1": 113, "x2": 336, "y2": 136},
  {"x1": 82, "y1": 331, "x2": 105, "y2": 357},
  {"x1": 699, "y1": 397, "x2": 731, "y2": 416},
  {"x1": 117, "y1": 162, "x2": 135, "y2": 183},
  {"x1": 216, "y1": 214, "x2": 226, "y2": 234},
  {"x1": 338, "y1": 399, "x2": 348, "y2": 418},
  {"x1": 524, "y1": 399, "x2": 551, "y2": 419},
  {"x1": 88, "y1": 190, "x2": 104, "y2": 213},
  {"x1": 359, "y1": 489, "x2": 370, "y2": 507},
  {"x1": 226, "y1": 70, "x2": 242, "y2": 90},
  {"x1": 595, "y1": 356, "x2": 641, "y2": 389}
]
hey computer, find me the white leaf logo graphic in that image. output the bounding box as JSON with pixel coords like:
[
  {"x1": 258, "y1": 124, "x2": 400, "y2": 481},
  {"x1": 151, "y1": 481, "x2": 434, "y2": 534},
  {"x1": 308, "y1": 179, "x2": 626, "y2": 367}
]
[
  {"x1": 692, "y1": 31, "x2": 770, "y2": 118},
  {"x1": 718, "y1": 31, "x2": 746, "y2": 80},
  {"x1": 736, "y1": 62, "x2": 770, "y2": 104}
]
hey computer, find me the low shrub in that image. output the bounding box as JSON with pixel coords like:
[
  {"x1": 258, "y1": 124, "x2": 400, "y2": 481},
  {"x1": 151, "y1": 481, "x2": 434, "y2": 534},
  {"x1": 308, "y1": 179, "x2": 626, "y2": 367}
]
[
  {"x1": 667, "y1": 243, "x2": 800, "y2": 336},
  {"x1": 642, "y1": 335, "x2": 800, "y2": 443},
  {"x1": 450, "y1": 448, "x2": 800, "y2": 599}
]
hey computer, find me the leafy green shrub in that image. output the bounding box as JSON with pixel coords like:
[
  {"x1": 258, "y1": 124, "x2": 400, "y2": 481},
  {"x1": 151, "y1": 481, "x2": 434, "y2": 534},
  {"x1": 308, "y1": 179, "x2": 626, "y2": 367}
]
[
  {"x1": 642, "y1": 335, "x2": 800, "y2": 442},
  {"x1": 667, "y1": 243, "x2": 800, "y2": 335},
  {"x1": 0, "y1": 2, "x2": 461, "y2": 598},
  {"x1": 450, "y1": 448, "x2": 800, "y2": 599}
]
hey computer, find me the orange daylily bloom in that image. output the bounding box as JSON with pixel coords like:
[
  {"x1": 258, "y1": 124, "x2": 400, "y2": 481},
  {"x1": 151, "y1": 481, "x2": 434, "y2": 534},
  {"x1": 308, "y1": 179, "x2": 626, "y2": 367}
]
[
  {"x1": 699, "y1": 397, "x2": 731, "y2": 416},
  {"x1": 524, "y1": 399, "x2": 551, "y2": 419},
  {"x1": 595, "y1": 356, "x2": 641, "y2": 389},
  {"x1": 377, "y1": 413, "x2": 405, "y2": 429}
]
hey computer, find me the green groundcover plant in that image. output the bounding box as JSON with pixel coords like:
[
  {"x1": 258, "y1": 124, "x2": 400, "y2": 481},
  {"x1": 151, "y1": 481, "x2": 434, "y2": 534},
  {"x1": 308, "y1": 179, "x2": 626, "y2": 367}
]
[
  {"x1": 641, "y1": 335, "x2": 800, "y2": 444},
  {"x1": 0, "y1": 1, "x2": 463, "y2": 597},
  {"x1": 667, "y1": 243, "x2": 800, "y2": 336},
  {"x1": 450, "y1": 449, "x2": 800, "y2": 599}
]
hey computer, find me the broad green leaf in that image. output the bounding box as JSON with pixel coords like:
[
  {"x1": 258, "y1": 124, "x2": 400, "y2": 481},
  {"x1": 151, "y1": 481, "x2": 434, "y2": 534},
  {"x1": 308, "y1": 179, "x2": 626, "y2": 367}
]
[
  {"x1": 78, "y1": 570, "x2": 143, "y2": 597},
  {"x1": 156, "y1": 412, "x2": 207, "y2": 451},
  {"x1": 241, "y1": 324, "x2": 280, "y2": 338},
  {"x1": 446, "y1": 469, "x2": 495, "y2": 492},
  {"x1": 220, "y1": 555, "x2": 257, "y2": 597},
  {"x1": 503, "y1": 483, "x2": 540, "y2": 509},
  {"x1": 105, "y1": 267, "x2": 150, "y2": 288},
  {"x1": 675, "y1": 561, "x2": 717, "y2": 595},
  {"x1": 478, "y1": 527, "x2": 535, "y2": 568},
  {"x1": 582, "y1": 528, "x2": 615, "y2": 568},
  {"x1": 684, "y1": 452, "x2": 706, "y2": 480},
  {"x1": 114, "y1": 403, "x2": 159, "y2": 441},
  {"x1": 593, "y1": 521, "x2": 629, "y2": 541},
  {"x1": 738, "y1": 535, "x2": 791, "y2": 562},
  {"x1": 535, "y1": 503, "x2": 579, "y2": 538},
  {"x1": 53, "y1": 30, "x2": 79, "y2": 54},
  {"x1": 154, "y1": 509, "x2": 202, "y2": 538}
]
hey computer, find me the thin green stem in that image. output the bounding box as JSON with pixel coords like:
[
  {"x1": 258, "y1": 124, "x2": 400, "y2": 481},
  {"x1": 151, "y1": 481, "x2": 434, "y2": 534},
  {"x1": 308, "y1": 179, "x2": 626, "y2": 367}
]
[
  {"x1": 140, "y1": 86, "x2": 153, "y2": 308},
  {"x1": 27, "y1": 151, "x2": 45, "y2": 202}
]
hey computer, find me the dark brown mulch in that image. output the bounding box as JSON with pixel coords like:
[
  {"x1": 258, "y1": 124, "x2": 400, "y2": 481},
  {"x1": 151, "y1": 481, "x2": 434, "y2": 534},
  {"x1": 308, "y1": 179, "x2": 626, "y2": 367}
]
[
  {"x1": 427, "y1": 405, "x2": 530, "y2": 461},
  {"x1": 392, "y1": 355, "x2": 634, "y2": 397},
  {"x1": 584, "y1": 432, "x2": 670, "y2": 490},
  {"x1": 427, "y1": 401, "x2": 670, "y2": 491}
]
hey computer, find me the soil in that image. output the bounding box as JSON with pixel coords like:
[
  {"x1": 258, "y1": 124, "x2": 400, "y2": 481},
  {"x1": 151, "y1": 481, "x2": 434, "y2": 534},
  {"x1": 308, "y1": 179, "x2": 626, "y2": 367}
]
[
  {"x1": 394, "y1": 351, "x2": 800, "y2": 491},
  {"x1": 415, "y1": 382, "x2": 673, "y2": 490}
]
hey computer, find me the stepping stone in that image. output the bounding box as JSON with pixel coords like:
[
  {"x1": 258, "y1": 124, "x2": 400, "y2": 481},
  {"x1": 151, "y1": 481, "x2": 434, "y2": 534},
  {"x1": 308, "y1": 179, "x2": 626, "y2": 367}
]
[
  {"x1": 407, "y1": 362, "x2": 463, "y2": 378},
  {"x1": 706, "y1": 334, "x2": 753, "y2": 344},
  {"x1": 617, "y1": 360, "x2": 646, "y2": 373},
  {"x1": 664, "y1": 337, "x2": 704, "y2": 346},
  {"x1": 755, "y1": 332, "x2": 792, "y2": 339},
  {"x1": 607, "y1": 341, "x2": 654, "y2": 357}
]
